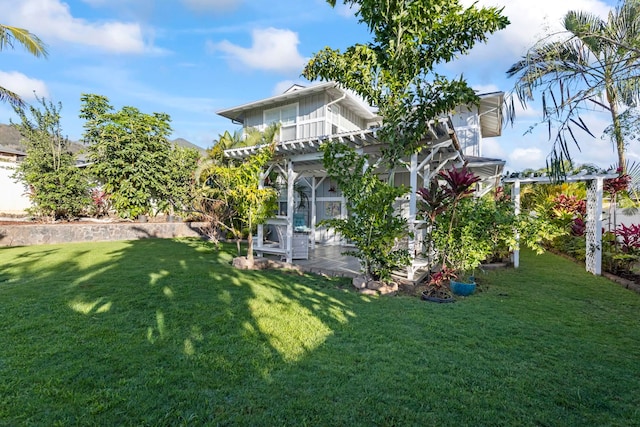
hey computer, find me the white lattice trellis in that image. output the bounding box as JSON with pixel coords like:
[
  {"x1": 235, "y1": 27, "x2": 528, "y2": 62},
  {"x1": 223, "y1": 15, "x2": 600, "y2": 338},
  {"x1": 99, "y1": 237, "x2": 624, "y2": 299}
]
[
  {"x1": 585, "y1": 178, "x2": 604, "y2": 274},
  {"x1": 505, "y1": 173, "x2": 615, "y2": 275}
]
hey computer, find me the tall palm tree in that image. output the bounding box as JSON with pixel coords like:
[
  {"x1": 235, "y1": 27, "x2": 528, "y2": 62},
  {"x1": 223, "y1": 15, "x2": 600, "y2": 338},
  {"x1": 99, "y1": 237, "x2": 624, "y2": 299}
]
[
  {"x1": 0, "y1": 24, "x2": 48, "y2": 107},
  {"x1": 507, "y1": 0, "x2": 640, "y2": 174}
]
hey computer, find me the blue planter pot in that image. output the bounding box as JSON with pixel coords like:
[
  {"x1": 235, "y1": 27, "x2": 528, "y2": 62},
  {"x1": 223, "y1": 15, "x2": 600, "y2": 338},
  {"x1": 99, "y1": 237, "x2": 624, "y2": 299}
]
[{"x1": 450, "y1": 280, "x2": 476, "y2": 296}]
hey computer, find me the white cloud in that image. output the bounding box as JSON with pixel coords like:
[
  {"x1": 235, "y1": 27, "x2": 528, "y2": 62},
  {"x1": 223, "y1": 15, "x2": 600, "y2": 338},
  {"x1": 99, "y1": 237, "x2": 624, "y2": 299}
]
[
  {"x1": 509, "y1": 147, "x2": 545, "y2": 169},
  {"x1": 481, "y1": 137, "x2": 506, "y2": 159},
  {"x1": 182, "y1": 0, "x2": 243, "y2": 13},
  {"x1": 0, "y1": 0, "x2": 153, "y2": 54},
  {"x1": 0, "y1": 71, "x2": 49, "y2": 100},
  {"x1": 208, "y1": 27, "x2": 307, "y2": 73},
  {"x1": 459, "y1": 0, "x2": 611, "y2": 62}
]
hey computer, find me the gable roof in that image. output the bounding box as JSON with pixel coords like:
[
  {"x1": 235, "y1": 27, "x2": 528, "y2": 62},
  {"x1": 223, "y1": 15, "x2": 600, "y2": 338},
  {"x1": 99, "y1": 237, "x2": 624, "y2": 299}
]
[{"x1": 217, "y1": 81, "x2": 380, "y2": 124}]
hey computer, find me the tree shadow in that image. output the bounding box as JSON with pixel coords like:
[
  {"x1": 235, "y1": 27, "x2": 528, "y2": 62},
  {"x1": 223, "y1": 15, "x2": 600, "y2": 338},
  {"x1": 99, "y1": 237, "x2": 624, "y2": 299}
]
[{"x1": 0, "y1": 237, "x2": 362, "y2": 424}]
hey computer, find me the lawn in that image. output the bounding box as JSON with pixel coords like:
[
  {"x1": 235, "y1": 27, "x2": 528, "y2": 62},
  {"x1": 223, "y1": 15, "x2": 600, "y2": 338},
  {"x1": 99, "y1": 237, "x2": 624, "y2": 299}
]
[{"x1": 1, "y1": 238, "x2": 639, "y2": 426}]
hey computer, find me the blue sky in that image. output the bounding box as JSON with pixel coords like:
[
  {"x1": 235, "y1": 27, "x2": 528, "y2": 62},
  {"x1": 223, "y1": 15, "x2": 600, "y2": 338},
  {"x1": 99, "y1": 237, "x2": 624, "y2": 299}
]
[{"x1": 0, "y1": 0, "x2": 622, "y2": 171}]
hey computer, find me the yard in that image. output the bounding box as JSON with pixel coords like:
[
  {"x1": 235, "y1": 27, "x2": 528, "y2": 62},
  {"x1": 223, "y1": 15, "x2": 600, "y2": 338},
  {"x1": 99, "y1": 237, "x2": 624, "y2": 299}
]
[{"x1": 1, "y1": 238, "x2": 639, "y2": 426}]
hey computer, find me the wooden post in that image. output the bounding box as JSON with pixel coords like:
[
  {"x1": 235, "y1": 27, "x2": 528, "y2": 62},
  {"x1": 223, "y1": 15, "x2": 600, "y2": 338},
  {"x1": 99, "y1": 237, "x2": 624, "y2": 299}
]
[{"x1": 286, "y1": 160, "x2": 295, "y2": 263}]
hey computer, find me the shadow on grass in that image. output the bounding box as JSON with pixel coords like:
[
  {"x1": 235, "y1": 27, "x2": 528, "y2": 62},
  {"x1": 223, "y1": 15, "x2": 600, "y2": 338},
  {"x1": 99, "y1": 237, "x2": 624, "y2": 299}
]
[
  {"x1": 2, "y1": 243, "x2": 640, "y2": 425},
  {"x1": 0, "y1": 237, "x2": 362, "y2": 424}
]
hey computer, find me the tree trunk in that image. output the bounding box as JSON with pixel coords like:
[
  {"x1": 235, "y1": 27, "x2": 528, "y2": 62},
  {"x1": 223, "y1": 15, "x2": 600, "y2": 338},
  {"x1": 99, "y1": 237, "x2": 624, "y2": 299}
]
[
  {"x1": 246, "y1": 218, "x2": 254, "y2": 267},
  {"x1": 606, "y1": 82, "x2": 626, "y2": 172}
]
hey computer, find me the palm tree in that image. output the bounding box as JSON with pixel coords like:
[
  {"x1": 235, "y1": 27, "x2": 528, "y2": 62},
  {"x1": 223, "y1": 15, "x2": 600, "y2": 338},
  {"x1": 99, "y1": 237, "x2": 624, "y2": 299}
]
[
  {"x1": 507, "y1": 0, "x2": 640, "y2": 174},
  {"x1": 0, "y1": 24, "x2": 48, "y2": 107}
]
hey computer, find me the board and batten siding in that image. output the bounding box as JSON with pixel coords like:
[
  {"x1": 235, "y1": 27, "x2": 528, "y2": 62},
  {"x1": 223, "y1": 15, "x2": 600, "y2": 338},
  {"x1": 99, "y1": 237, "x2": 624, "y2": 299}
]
[
  {"x1": 243, "y1": 93, "x2": 327, "y2": 140},
  {"x1": 451, "y1": 106, "x2": 481, "y2": 157}
]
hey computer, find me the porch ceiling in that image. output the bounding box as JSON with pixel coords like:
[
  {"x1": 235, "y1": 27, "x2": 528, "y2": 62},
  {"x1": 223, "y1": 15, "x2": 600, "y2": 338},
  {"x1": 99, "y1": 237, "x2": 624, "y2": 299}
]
[
  {"x1": 478, "y1": 92, "x2": 504, "y2": 138},
  {"x1": 463, "y1": 155, "x2": 506, "y2": 186}
]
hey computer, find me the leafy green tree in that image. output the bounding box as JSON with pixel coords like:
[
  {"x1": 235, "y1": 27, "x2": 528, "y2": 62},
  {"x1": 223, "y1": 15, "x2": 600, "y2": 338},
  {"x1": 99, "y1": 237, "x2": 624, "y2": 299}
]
[
  {"x1": 0, "y1": 24, "x2": 47, "y2": 107},
  {"x1": 304, "y1": 0, "x2": 508, "y2": 165},
  {"x1": 161, "y1": 145, "x2": 200, "y2": 216},
  {"x1": 80, "y1": 94, "x2": 189, "y2": 219},
  {"x1": 321, "y1": 142, "x2": 410, "y2": 281},
  {"x1": 12, "y1": 97, "x2": 90, "y2": 220},
  {"x1": 197, "y1": 142, "x2": 278, "y2": 266},
  {"x1": 507, "y1": 0, "x2": 640, "y2": 175}
]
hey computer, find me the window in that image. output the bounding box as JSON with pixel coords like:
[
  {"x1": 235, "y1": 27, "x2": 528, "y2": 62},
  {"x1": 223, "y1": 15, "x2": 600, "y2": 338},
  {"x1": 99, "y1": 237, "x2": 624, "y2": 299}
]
[
  {"x1": 328, "y1": 104, "x2": 341, "y2": 134},
  {"x1": 264, "y1": 103, "x2": 298, "y2": 141}
]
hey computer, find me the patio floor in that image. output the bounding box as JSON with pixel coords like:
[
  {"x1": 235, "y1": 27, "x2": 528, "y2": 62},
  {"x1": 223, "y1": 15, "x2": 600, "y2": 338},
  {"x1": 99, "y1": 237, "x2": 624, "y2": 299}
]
[{"x1": 293, "y1": 245, "x2": 361, "y2": 278}]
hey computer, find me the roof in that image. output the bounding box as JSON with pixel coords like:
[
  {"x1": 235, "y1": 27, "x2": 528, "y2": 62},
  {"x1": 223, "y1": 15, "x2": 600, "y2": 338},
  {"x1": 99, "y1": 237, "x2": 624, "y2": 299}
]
[
  {"x1": 0, "y1": 146, "x2": 26, "y2": 156},
  {"x1": 217, "y1": 81, "x2": 380, "y2": 124}
]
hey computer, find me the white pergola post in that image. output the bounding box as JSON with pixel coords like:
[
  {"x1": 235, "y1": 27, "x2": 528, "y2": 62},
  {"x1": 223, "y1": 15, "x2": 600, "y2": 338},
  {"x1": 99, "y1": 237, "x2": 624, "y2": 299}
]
[
  {"x1": 407, "y1": 153, "x2": 418, "y2": 280},
  {"x1": 310, "y1": 176, "x2": 317, "y2": 250},
  {"x1": 256, "y1": 169, "x2": 266, "y2": 256},
  {"x1": 286, "y1": 160, "x2": 295, "y2": 264},
  {"x1": 511, "y1": 179, "x2": 521, "y2": 269},
  {"x1": 586, "y1": 177, "x2": 604, "y2": 275}
]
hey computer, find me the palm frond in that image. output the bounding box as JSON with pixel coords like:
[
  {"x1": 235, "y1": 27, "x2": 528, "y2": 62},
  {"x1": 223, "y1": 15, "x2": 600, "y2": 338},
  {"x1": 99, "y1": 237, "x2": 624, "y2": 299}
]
[{"x1": 0, "y1": 24, "x2": 48, "y2": 57}]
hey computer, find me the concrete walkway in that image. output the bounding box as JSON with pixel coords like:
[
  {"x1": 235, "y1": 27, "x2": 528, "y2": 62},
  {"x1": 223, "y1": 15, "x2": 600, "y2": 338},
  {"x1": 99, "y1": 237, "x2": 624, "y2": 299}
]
[{"x1": 294, "y1": 245, "x2": 361, "y2": 278}]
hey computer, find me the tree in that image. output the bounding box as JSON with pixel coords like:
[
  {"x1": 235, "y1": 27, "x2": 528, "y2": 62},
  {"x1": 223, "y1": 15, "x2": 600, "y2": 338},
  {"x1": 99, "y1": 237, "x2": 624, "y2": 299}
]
[
  {"x1": 196, "y1": 141, "x2": 278, "y2": 266},
  {"x1": 0, "y1": 24, "x2": 47, "y2": 107},
  {"x1": 80, "y1": 94, "x2": 193, "y2": 219},
  {"x1": 12, "y1": 97, "x2": 90, "y2": 220},
  {"x1": 321, "y1": 142, "x2": 410, "y2": 281},
  {"x1": 304, "y1": 0, "x2": 508, "y2": 165},
  {"x1": 507, "y1": 0, "x2": 640, "y2": 175},
  {"x1": 161, "y1": 145, "x2": 200, "y2": 216}
]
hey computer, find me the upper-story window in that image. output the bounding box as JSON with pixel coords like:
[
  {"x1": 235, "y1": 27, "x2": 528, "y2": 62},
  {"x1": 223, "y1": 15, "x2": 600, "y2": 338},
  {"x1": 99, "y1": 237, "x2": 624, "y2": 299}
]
[
  {"x1": 328, "y1": 104, "x2": 341, "y2": 134},
  {"x1": 264, "y1": 103, "x2": 297, "y2": 142}
]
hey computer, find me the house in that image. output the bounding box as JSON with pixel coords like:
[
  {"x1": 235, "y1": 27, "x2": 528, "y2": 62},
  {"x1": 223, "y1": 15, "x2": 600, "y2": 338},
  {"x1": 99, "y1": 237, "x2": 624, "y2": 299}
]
[
  {"x1": 0, "y1": 147, "x2": 30, "y2": 215},
  {"x1": 217, "y1": 81, "x2": 505, "y2": 279},
  {"x1": 0, "y1": 146, "x2": 26, "y2": 162}
]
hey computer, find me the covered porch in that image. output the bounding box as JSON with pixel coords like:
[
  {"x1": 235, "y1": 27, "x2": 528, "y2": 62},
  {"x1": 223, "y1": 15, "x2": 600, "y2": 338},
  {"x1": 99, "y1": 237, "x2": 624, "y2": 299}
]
[{"x1": 225, "y1": 121, "x2": 504, "y2": 281}]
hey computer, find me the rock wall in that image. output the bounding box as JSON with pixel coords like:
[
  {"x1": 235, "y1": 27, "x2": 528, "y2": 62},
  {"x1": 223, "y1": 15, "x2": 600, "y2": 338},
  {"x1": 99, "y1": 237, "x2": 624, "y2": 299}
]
[{"x1": 0, "y1": 222, "x2": 209, "y2": 247}]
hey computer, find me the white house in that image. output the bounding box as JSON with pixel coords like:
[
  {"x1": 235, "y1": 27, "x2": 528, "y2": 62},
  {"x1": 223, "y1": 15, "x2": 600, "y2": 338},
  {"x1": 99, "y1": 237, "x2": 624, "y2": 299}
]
[{"x1": 217, "y1": 81, "x2": 505, "y2": 279}]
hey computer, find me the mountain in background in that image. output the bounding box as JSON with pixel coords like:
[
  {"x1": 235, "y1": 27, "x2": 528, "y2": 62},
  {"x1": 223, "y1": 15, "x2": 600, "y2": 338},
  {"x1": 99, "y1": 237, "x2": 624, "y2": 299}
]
[{"x1": 0, "y1": 124, "x2": 206, "y2": 155}]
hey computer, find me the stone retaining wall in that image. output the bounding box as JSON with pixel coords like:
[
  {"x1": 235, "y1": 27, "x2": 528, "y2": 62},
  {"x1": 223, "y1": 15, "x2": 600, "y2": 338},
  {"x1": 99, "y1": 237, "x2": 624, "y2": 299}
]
[{"x1": 0, "y1": 222, "x2": 209, "y2": 247}]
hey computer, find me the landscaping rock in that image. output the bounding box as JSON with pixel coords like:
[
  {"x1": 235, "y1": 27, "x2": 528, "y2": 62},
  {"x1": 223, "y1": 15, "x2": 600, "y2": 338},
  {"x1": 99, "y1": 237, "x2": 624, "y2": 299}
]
[
  {"x1": 352, "y1": 276, "x2": 367, "y2": 289},
  {"x1": 359, "y1": 289, "x2": 378, "y2": 296},
  {"x1": 379, "y1": 282, "x2": 399, "y2": 296},
  {"x1": 366, "y1": 280, "x2": 383, "y2": 290},
  {"x1": 232, "y1": 256, "x2": 252, "y2": 270}
]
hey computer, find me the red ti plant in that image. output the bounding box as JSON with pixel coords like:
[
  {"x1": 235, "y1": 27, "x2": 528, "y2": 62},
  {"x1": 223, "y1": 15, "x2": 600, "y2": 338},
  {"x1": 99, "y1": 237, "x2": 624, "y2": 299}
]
[
  {"x1": 417, "y1": 180, "x2": 451, "y2": 224},
  {"x1": 439, "y1": 165, "x2": 481, "y2": 202},
  {"x1": 615, "y1": 223, "x2": 640, "y2": 253},
  {"x1": 571, "y1": 217, "x2": 586, "y2": 236},
  {"x1": 417, "y1": 165, "x2": 481, "y2": 273}
]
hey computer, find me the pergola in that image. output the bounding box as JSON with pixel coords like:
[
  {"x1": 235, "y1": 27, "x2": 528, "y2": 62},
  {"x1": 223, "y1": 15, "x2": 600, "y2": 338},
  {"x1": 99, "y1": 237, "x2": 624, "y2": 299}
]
[
  {"x1": 503, "y1": 172, "x2": 618, "y2": 275},
  {"x1": 225, "y1": 120, "x2": 505, "y2": 280}
]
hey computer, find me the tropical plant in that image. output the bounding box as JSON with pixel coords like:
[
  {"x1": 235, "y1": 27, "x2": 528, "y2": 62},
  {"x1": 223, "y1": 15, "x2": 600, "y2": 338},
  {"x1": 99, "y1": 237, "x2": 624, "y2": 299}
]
[
  {"x1": 321, "y1": 142, "x2": 410, "y2": 282},
  {"x1": 11, "y1": 96, "x2": 90, "y2": 220},
  {"x1": 0, "y1": 24, "x2": 47, "y2": 107},
  {"x1": 196, "y1": 142, "x2": 278, "y2": 265},
  {"x1": 196, "y1": 124, "x2": 280, "y2": 249},
  {"x1": 304, "y1": 0, "x2": 508, "y2": 167},
  {"x1": 507, "y1": 0, "x2": 640, "y2": 176}
]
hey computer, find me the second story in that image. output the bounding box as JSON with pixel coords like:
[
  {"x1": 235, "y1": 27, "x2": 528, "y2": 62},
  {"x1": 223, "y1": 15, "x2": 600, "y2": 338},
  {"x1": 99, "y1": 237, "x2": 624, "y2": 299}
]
[
  {"x1": 217, "y1": 82, "x2": 381, "y2": 143},
  {"x1": 217, "y1": 81, "x2": 504, "y2": 158}
]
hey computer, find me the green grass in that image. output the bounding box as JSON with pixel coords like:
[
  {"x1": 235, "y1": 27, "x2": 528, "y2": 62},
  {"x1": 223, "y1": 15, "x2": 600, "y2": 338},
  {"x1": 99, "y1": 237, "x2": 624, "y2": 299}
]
[{"x1": 1, "y1": 238, "x2": 639, "y2": 426}]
